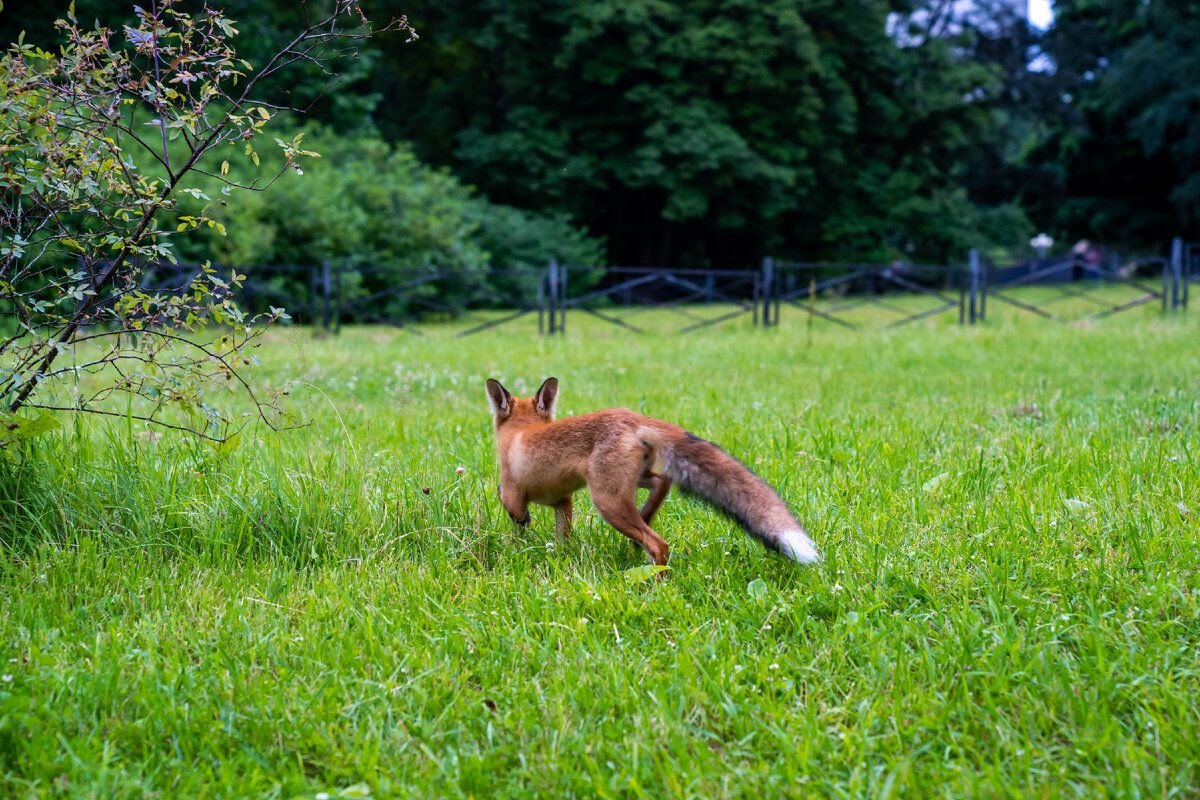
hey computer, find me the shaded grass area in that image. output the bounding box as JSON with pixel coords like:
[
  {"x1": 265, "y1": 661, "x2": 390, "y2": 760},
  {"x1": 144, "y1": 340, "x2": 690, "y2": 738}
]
[{"x1": 2, "y1": 306, "x2": 1199, "y2": 798}]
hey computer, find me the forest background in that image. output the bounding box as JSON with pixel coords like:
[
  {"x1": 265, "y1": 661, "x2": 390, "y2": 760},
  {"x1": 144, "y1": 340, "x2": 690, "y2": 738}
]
[{"x1": 3, "y1": 0, "x2": 1194, "y2": 279}]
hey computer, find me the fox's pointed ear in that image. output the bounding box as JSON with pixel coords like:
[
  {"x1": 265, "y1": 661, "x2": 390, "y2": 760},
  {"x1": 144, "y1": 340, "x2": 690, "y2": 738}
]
[
  {"x1": 486, "y1": 378, "x2": 512, "y2": 418},
  {"x1": 534, "y1": 377, "x2": 558, "y2": 419}
]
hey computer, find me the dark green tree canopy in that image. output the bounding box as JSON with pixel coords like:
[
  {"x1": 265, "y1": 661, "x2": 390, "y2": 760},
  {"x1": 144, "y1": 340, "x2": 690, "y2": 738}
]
[{"x1": 5, "y1": 1, "x2": 1194, "y2": 266}]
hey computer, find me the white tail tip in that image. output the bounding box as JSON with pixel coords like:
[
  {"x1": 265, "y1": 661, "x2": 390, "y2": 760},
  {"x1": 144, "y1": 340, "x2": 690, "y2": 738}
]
[{"x1": 778, "y1": 529, "x2": 821, "y2": 564}]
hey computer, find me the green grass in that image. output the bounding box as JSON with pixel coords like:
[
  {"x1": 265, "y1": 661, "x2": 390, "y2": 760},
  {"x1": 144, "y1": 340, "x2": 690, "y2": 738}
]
[{"x1": 2, "y1": 300, "x2": 1199, "y2": 798}]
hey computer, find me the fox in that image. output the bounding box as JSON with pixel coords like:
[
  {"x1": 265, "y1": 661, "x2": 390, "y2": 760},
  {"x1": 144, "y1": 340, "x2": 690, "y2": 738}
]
[{"x1": 485, "y1": 377, "x2": 820, "y2": 568}]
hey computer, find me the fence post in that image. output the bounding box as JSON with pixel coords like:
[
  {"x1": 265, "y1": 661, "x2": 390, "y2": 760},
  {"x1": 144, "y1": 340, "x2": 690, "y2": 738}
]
[
  {"x1": 980, "y1": 255, "x2": 988, "y2": 321},
  {"x1": 761, "y1": 256, "x2": 774, "y2": 327},
  {"x1": 1170, "y1": 237, "x2": 1183, "y2": 311},
  {"x1": 968, "y1": 249, "x2": 980, "y2": 325},
  {"x1": 547, "y1": 259, "x2": 559, "y2": 335}
]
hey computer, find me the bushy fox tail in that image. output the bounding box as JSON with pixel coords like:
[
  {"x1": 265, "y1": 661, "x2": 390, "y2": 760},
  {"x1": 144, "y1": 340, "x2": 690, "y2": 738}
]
[{"x1": 660, "y1": 431, "x2": 819, "y2": 563}]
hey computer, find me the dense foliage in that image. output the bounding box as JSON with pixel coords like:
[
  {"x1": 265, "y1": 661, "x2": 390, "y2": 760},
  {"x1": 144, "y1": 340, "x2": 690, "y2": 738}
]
[
  {"x1": 0, "y1": 1, "x2": 382, "y2": 436},
  {"x1": 1025, "y1": 0, "x2": 1200, "y2": 245},
  {"x1": 171, "y1": 127, "x2": 606, "y2": 316},
  {"x1": 3, "y1": 1, "x2": 1196, "y2": 269}
]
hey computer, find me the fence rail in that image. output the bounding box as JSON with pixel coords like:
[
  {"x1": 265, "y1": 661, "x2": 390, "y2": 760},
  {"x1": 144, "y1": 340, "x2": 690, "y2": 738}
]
[
  {"x1": 555, "y1": 264, "x2": 762, "y2": 334},
  {"x1": 976, "y1": 252, "x2": 1170, "y2": 323},
  {"x1": 26, "y1": 236, "x2": 1189, "y2": 338},
  {"x1": 762, "y1": 259, "x2": 968, "y2": 329}
]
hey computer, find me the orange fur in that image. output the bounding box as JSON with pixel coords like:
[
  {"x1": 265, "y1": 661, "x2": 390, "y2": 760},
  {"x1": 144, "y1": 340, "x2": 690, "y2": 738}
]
[{"x1": 486, "y1": 377, "x2": 820, "y2": 569}]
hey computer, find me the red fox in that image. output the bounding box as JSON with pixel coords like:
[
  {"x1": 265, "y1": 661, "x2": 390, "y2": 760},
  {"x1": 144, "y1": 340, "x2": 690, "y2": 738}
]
[{"x1": 486, "y1": 377, "x2": 819, "y2": 568}]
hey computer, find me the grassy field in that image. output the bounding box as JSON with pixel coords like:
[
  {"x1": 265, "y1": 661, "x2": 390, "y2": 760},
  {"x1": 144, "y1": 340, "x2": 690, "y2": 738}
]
[{"x1": 2, "y1": 300, "x2": 1199, "y2": 798}]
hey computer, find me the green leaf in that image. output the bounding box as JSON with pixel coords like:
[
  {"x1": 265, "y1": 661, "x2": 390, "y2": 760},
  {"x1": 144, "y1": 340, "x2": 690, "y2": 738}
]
[
  {"x1": 338, "y1": 784, "x2": 372, "y2": 798},
  {"x1": 0, "y1": 412, "x2": 61, "y2": 447},
  {"x1": 623, "y1": 564, "x2": 669, "y2": 583},
  {"x1": 747, "y1": 578, "x2": 768, "y2": 600}
]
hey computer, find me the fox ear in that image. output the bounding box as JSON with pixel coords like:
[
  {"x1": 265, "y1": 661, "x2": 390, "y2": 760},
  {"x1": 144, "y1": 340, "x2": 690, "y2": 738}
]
[
  {"x1": 486, "y1": 378, "x2": 512, "y2": 418},
  {"x1": 534, "y1": 377, "x2": 558, "y2": 419}
]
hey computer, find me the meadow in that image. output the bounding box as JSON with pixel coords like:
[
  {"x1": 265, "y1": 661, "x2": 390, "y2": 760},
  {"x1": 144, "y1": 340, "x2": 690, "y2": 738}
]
[{"x1": 1, "y1": 299, "x2": 1198, "y2": 798}]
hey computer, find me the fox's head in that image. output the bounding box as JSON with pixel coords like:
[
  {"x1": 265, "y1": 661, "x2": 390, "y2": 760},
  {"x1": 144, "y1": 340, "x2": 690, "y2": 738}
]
[{"x1": 485, "y1": 377, "x2": 558, "y2": 428}]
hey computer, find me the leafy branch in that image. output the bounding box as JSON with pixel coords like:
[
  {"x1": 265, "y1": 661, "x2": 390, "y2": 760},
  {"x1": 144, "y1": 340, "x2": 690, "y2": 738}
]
[{"x1": 0, "y1": 2, "x2": 417, "y2": 443}]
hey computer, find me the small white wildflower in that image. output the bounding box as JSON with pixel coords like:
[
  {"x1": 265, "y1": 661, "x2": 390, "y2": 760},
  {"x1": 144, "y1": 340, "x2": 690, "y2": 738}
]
[
  {"x1": 831, "y1": 582, "x2": 843, "y2": 594},
  {"x1": 1, "y1": 674, "x2": 11, "y2": 683},
  {"x1": 455, "y1": 466, "x2": 466, "y2": 475},
  {"x1": 579, "y1": 617, "x2": 589, "y2": 624},
  {"x1": 769, "y1": 663, "x2": 780, "y2": 670},
  {"x1": 316, "y1": 793, "x2": 331, "y2": 800}
]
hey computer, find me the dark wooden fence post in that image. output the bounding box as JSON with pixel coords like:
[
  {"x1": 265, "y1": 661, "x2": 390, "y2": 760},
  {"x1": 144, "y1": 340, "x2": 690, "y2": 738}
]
[
  {"x1": 959, "y1": 262, "x2": 966, "y2": 326},
  {"x1": 968, "y1": 249, "x2": 980, "y2": 325},
  {"x1": 760, "y1": 256, "x2": 774, "y2": 327},
  {"x1": 980, "y1": 254, "x2": 988, "y2": 321},
  {"x1": 547, "y1": 259, "x2": 560, "y2": 335},
  {"x1": 1169, "y1": 237, "x2": 1183, "y2": 311}
]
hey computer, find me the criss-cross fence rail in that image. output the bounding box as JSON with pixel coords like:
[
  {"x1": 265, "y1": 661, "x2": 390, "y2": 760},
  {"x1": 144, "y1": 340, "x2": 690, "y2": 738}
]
[
  {"x1": 56, "y1": 237, "x2": 1191, "y2": 340},
  {"x1": 135, "y1": 261, "x2": 552, "y2": 337},
  {"x1": 328, "y1": 263, "x2": 550, "y2": 336},
  {"x1": 760, "y1": 259, "x2": 968, "y2": 328},
  {"x1": 975, "y1": 249, "x2": 1171, "y2": 322},
  {"x1": 545, "y1": 263, "x2": 762, "y2": 335},
  {"x1": 1182, "y1": 240, "x2": 1199, "y2": 311}
]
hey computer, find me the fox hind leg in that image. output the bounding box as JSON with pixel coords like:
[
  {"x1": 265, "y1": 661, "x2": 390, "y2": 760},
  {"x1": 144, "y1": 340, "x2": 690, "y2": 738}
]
[
  {"x1": 638, "y1": 471, "x2": 672, "y2": 525},
  {"x1": 591, "y1": 490, "x2": 670, "y2": 567},
  {"x1": 589, "y1": 440, "x2": 671, "y2": 567}
]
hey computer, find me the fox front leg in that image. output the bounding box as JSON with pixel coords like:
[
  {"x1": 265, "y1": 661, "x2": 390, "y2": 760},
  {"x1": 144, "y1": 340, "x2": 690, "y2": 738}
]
[
  {"x1": 554, "y1": 496, "x2": 573, "y2": 538},
  {"x1": 498, "y1": 483, "x2": 530, "y2": 526}
]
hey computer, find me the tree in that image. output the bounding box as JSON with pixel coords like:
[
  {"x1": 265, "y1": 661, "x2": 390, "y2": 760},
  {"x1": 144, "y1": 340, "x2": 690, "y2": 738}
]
[
  {"x1": 368, "y1": 0, "x2": 1031, "y2": 266},
  {"x1": 1029, "y1": 0, "x2": 1200, "y2": 248},
  {"x1": 0, "y1": 1, "x2": 414, "y2": 444}
]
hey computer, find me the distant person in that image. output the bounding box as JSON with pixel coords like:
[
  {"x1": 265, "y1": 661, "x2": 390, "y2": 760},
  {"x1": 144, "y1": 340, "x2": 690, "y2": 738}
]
[{"x1": 1072, "y1": 239, "x2": 1102, "y2": 278}]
